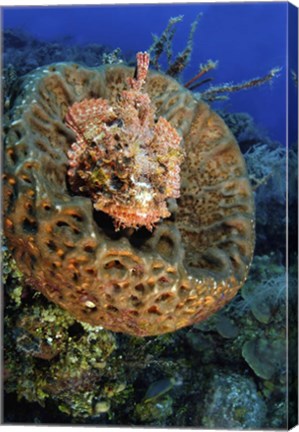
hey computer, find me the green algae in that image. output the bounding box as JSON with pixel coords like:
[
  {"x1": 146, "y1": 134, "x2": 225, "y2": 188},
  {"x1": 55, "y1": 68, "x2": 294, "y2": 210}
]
[{"x1": 134, "y1": 395, "x2": 173, "y2": 424}]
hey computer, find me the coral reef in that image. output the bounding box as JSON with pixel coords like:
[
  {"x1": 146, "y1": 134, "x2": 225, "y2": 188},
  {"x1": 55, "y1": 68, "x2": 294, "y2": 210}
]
[
  {"x1": 2, "y1": 242, "x2": 24, "y2": 307},
  {"x1": 244, "y1": 142, "x2": 285, "y2": 191},
  {"x1": 3, "y1": 28, "x2": 110, "y2": 76},
  {"x1": 3, "y1": 243, "x2": 291, "y2": 427},
  {"x1": 240, "y1": 254, "x2": 287, "y2": 323},
  {"x1": 182, "y1": 246, "x2": 293, "y2": 429},
  {"x1": 101, "y1": 48, "x2": 123, "y2": 65},
  {"x1": 3, "y1": 16, "x2": 292, "y2": 428},
  {"x1": 2, "y1": 63, "x2": 18, "y2": 110},
  {"x1": 133, "y1": 395, "x2": 173, "y2": 425},
  {"x1": 3, "y1": 260, "x2": 189, "y2": 423},
  {"x1": 4, "y1": 291, "x2": 117, "y2": 420},
  {"x1": 3, "y1": 50, "x2": 254, "y2": 336}
]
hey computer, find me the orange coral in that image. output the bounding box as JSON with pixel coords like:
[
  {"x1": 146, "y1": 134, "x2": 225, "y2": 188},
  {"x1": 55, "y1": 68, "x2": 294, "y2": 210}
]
[{"x1": 65, "y1": 52, "x2": 183, "y2": 231}]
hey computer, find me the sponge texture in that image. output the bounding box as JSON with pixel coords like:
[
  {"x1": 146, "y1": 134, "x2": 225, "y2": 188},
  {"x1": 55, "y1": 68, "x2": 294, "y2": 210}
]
[{"x1": 3, "y1": 63, "x2": 255, "y2": 336}]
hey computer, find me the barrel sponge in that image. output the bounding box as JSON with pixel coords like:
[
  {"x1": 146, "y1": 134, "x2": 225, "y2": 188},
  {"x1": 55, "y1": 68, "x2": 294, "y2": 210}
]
[{"x1": 3, "y1": 62, "x2": 255, "y2": 336}]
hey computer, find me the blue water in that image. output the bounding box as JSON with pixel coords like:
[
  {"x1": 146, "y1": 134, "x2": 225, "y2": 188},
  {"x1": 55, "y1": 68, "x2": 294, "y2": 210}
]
[{"x1": 3, "y1": 2, "x2": 291, "y2": 145}]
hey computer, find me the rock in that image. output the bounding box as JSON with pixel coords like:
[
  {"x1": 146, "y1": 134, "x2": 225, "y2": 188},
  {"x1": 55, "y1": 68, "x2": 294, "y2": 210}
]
[
  {"x1": 242, "y1": 337, "x2": 285, "y2": 380},
  {"x1": 94, "y1": 400, "x2": 110, "y2": 414},
  {"x1": 215, "y1": 315, "x2": 239, "y2": 338},
  {"x1": 201, "y1": 371, "x2": 267, "y2": 429}
]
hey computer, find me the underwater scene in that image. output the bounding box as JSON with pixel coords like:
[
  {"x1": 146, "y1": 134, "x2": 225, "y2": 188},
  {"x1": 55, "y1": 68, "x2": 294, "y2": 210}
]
[{"x1": 2, "y1": 2, "x2": 298, "y2": 428}]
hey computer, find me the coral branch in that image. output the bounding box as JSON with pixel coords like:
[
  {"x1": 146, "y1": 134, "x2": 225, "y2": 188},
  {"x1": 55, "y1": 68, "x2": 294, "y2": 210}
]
[
  {"x1": 201, "y1": 67, "x2": 282, "y2": 102},
  {"x1": 148, "y1": 14, "x2": 201, "y2": 78},
  {"x1": 166, "y1": 14, "x2": 201, "y2": 78},
  {"x1": 148, "y1": 15, "x2": 184, "y2": 70},
  {"x1": 184, "y1": 59, "x2": 218, "y2": 89},
  {"x1": 188, "y1": 77, "x2": 213, "y2": 91}
]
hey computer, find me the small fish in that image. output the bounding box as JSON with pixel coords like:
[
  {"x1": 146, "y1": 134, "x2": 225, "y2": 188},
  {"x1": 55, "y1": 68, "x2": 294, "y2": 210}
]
[{"x1": 144, "y1": 377, "x2": 177, "y2": 402}]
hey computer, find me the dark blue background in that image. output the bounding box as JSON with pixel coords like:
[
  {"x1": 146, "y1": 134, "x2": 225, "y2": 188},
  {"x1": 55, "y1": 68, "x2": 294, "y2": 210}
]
[{"x1": 3, "y1": 2, "x2": 288, "y2": 144}]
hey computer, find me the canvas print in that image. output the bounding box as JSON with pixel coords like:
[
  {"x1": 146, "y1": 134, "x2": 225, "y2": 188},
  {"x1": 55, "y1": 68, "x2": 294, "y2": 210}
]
[{"x1": 2, "y1": 1, "x2": 298, "y2": 428}]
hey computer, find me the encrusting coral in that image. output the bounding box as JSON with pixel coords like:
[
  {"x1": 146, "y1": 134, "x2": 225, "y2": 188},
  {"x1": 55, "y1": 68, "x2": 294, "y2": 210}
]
[{"x1": 3, "y1": 49, "x2": 255, "y2": 336}]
